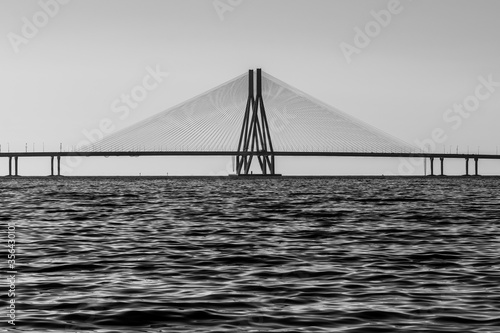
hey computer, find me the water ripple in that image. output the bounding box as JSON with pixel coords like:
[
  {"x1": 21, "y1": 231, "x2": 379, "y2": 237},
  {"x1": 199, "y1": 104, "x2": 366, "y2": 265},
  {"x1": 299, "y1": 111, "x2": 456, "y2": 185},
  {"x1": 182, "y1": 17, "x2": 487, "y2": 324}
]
[{"x1": 2, "y1": 176, "x2": 500, "y2": 332}]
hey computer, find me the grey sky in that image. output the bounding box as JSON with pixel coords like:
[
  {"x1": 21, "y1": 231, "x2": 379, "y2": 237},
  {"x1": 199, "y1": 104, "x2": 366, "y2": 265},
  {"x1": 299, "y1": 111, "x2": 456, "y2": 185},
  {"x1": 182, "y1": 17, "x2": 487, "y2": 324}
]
[{"x1": 1, "y1": 0, "x2": 499, "y2": 175}]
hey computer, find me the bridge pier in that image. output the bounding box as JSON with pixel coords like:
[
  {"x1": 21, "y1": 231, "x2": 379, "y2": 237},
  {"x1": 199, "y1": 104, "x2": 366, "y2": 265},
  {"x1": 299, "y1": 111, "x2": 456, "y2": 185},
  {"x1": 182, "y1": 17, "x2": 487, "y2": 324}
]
[
  {"x1": 51, "y1": 156, "x2": 54, "y2": 176},
  {"x1": 429, "y1": 157, "x2": 434, "y2": 176},
  {"x1": 14, "y1": 156, "x2": 18, "y2": 176},
  {"x1": 440, "y1": 157, "x2": 445, "y2": 176},
  {"x1": 57, "y1": 156, "x2": 61, "y2": 176},
  {"x1": 465, "y1": 158, "x2": 469, "y2": 176},
  {"x1": 474, "y1": 158, "x2": 479, "y2": 176},
  {"x1": 8, "y1": 156, "x2": 12, "y2": 176}
]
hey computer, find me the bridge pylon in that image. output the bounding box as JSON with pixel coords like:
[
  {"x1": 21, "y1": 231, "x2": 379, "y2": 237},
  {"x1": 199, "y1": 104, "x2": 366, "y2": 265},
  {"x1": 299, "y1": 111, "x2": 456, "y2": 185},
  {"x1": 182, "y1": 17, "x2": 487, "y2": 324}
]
[{"x1": 236, "y1": 69, "x2": 276, "y2": 175}]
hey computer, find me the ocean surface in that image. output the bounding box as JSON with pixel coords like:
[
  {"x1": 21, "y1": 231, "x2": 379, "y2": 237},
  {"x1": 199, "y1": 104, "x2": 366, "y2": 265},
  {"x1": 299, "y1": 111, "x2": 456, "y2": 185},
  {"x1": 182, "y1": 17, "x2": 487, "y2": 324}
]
[{"x1": 2, "y1": 176, "x2": 500, "y2": 332}]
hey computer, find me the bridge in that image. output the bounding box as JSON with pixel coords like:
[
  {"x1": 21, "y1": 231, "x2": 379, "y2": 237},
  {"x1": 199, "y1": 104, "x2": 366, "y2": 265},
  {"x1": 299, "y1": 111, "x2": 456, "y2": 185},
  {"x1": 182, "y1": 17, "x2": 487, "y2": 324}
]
[{"x1": 2, "y1": 69, "x2": 499, "y2": 176}]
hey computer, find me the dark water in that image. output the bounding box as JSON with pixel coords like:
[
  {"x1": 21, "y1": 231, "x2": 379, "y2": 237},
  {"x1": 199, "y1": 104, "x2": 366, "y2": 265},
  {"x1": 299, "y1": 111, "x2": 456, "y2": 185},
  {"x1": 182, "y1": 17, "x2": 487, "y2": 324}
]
[{"x1": 2, "y1": 177, "x2": 500, "y2": 332}]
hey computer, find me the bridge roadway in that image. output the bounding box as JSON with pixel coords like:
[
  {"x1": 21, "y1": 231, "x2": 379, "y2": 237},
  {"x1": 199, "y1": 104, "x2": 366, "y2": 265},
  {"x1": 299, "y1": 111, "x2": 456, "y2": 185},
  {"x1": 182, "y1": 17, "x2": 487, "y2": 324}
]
[{"x1": 1, "y1": 151, "x2": 499, "y2": 176}]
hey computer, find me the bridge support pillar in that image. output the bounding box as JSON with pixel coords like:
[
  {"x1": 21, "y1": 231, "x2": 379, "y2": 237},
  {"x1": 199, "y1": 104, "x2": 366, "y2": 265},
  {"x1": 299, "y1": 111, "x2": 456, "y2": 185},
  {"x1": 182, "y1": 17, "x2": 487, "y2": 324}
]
[
  {"x1": 14, "y1": 156, "x2": 18, "y2": 176},
  {"x1": 8, "y1": 157, "x2": 12, "y2": 176},
  {"x1": 440, "y1": 157, "x2": 444, "y2": 176},
  {"x1": 474, "y1": 158, "x2": 479, "y2": 176},
  {"x1": 51, "y1": 156, "x2": 54, "y2": 176},
  {"x1": 236, "y1": 69, "x2": 276, "y2": 175},
  {"x1": 465, "y1": 158, "x2": 469, "y2": 176},
  {"x1": 429, "y1": 157, "x2": 434, "y2": 176},
  {"x1": 57, "y1": 156, "x2": 61, "y2": 176}
]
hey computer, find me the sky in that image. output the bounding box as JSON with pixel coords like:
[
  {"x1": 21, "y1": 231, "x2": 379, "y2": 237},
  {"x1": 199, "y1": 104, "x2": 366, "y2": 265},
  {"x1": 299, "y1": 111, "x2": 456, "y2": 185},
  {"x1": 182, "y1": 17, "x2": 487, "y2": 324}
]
[{"x1": 1, "y1": 0, "x2": 499, "y2": 176}]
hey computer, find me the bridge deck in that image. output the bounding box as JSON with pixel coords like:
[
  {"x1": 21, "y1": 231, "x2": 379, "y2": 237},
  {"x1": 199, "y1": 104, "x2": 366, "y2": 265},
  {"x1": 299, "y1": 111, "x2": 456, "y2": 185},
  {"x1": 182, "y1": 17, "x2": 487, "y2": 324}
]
[{"x1": 1, "y1": 151, "x2": 500, "y2": 159}]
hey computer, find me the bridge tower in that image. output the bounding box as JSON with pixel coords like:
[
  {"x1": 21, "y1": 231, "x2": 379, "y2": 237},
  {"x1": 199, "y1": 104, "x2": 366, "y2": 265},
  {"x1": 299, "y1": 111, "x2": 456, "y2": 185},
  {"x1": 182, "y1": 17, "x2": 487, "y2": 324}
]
[{"x1": 236, "y1": 69, "x2": 276, "y2": 175}]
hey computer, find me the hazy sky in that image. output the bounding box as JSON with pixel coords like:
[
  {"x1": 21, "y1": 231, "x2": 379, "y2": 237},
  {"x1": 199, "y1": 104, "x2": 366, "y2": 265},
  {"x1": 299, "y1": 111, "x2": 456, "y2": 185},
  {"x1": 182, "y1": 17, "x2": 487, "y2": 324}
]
[{"x1": 1, "y1": 0, "x2": 499, "y2": 175}]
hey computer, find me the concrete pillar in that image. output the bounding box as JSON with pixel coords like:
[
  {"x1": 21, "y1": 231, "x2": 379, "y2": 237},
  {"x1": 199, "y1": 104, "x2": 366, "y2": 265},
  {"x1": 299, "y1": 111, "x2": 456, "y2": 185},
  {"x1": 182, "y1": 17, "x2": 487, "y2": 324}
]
[
  {"x1": 430, "y1": 157, "x2": 434, "y2": 176},
  {"x1": 8, "y1": 157, "x2": 12, "y2": 176},
  {"x1": 475, "y1": 158, "x2": 479, "y2": 176},
  {"x1": 465, "y1": 158, "x2": 469, "y2": 176},
  {"x1": 57, "y1": 156, "x2": 61, "y2": 176},
  {"x1": 14, "y1": 156, "x2": 18, "y2": 176},
  {"x1": 51, "y1": 156, "x2": 54, "y2": 176},
  {"x1": 440, "y1": 157, "x2": 444, "y2": 176}
]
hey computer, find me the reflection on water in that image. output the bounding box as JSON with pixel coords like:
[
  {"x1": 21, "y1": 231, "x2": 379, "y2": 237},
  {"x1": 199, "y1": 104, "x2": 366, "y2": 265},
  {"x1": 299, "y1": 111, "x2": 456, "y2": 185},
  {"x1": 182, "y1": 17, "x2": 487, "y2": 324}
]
[{"x1": 2, "y1": 177, "x2": 500, "y2": 332}]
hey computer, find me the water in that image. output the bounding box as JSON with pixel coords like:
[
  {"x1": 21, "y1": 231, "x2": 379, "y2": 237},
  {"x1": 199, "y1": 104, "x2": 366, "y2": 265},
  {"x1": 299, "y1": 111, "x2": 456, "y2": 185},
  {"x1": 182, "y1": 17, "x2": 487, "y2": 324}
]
[{"x1": 2, "y1": 176, "x2": 500, "y2": 332}]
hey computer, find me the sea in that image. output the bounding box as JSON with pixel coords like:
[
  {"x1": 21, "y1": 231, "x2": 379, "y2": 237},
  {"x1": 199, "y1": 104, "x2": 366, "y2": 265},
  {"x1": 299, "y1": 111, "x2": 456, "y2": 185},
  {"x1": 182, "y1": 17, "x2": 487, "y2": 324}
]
[{"x1": 1, "y1": 176, "x2": 500, "y2": 333}]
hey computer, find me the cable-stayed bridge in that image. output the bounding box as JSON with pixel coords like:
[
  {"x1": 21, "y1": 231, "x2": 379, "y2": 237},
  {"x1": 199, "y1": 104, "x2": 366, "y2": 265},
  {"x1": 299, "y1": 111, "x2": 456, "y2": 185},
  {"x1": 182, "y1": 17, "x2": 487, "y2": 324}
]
[{"x1": 2, "y1": 69, "x2": 499, "y2": 176}]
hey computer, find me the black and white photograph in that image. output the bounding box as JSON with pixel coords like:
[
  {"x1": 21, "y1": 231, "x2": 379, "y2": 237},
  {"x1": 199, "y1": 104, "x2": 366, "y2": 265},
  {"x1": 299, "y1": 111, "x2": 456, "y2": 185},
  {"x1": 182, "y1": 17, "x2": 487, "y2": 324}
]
[{"x1": 1, "y1": 0, "x2": 500, "y2": 332}]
